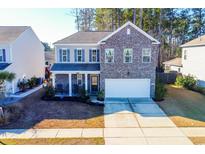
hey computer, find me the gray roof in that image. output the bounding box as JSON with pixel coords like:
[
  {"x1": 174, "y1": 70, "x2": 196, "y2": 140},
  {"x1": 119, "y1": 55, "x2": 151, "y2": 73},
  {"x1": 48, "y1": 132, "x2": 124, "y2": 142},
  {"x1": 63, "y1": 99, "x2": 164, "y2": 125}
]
[
  {"x1": 54, "y1": 31, "x2": 112, "y2": 44},
  {"x1": 0, "y1": 26, "x2": 30, "y2": 44},
  {"x1": 0, "y1": 63, "x2": 11, "y2": 70},
  {"x1": 51, "y1": 63, "x2": 100, "y2": 71}
]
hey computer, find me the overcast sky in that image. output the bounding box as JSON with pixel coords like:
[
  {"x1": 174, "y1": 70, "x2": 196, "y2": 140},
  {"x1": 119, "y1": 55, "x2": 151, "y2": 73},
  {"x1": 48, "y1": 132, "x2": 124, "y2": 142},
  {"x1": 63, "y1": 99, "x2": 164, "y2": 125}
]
[{"x1": 0, "y1": 8, "x2": 77, "y2": 45}]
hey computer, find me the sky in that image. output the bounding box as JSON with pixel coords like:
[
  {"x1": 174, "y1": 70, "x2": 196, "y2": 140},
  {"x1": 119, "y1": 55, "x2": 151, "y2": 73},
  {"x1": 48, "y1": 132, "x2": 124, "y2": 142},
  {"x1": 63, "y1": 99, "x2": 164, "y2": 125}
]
[{"x1": 0, "y1": 8, "x2": 77, "y2": 45}]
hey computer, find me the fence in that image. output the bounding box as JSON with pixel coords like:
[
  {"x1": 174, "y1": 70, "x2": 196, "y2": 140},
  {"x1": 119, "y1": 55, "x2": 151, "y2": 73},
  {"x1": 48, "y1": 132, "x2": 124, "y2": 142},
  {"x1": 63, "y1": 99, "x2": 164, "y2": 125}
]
[{"x1": 156, "y1": 72, "x2": 179, "y2": 84}]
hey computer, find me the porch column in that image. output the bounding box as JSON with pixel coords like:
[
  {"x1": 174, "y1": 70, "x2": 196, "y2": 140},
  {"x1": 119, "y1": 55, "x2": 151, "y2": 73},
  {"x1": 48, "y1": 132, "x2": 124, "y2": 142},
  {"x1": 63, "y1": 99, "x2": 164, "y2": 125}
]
[
  {"x1": 69, "y1": 73, "x2": 72, "y2": 96},
  {"x1": 52, "y1": 73, "x2": 55, "y2": 88},
  {"x1": 85, "y1": 73, "x2": 88, "y2": 91}
]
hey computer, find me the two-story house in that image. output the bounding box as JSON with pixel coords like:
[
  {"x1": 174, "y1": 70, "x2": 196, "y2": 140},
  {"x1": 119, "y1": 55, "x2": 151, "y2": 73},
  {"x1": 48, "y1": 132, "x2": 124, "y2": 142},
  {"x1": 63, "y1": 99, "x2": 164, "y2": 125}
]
[
  {"x1": 180, "y1": 35, "x2": 205, "y2": 87},
  {"x1": 51, "y1": 21, "x2": 160, "y2": 98},
  {"x1": 0, "y1": 26, "x2": 45, "y2": 94}
]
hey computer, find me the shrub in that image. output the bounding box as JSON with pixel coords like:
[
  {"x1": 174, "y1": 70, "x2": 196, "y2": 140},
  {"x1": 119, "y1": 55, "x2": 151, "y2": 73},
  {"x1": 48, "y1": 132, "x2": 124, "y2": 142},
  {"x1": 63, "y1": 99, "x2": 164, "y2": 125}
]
[
  {"x1": 155, "y1": 80, "x2": 167, "y2": 101},
  {"x1": 97, "y1": 90, "x2": 104, "y2": 101},
  {"x1": 17, "y1": 80, "x2": 28, "y2": 92},
  {"x1": 175, "y1": 75, "x2": 184, "y2": 87},
  {"x1": 44, "y1": 85, "x2": 55, "y2": 98},
  {"x1": 0, "y1": 103, "x2": 23, "y2": 125},
  {"x1": 183, "y1": 75, "x2": 197, "y2": 90},
  {"x1": 78, "y1": 87, "x2": 89, "y2": 102},
  {"x1": 175, "y1": 74, "x2": 197, "y2": 90}
]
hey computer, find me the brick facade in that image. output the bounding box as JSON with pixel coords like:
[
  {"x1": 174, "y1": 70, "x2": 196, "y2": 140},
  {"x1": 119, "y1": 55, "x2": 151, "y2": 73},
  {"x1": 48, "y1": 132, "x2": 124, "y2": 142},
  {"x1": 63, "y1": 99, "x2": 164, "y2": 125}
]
[{"x1": 99, "y1": 25, "x2": 159, "y2": 97}]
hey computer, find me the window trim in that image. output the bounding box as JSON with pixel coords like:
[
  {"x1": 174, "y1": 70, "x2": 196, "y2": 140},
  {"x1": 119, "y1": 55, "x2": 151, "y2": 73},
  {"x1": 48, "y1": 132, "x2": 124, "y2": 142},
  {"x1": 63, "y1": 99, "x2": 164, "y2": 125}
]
[
  {"x1": 76, "y1": 48, "x2": 83, "y2": 63},
  {"x1": 91, "y1": 48, "x2": 98, "y2": 63},
  {"x1": 142, "y1": 48, "x2": 152, "y2": 63},
  {"x1": 0, "y1": 49, "x2": 4, "y2": 63},
  {"x1": 105, "y1": 48, "x2": 114, "y2": 63},
  {"x1": 184, "y1": 50, "x2": 187, "y2": 60},
  {"x1": 59, "y1": 48, "x2": 69, "y2": 63},
  {"x1": 123, "y1": 48, "x2": 133, "y2": 63}
]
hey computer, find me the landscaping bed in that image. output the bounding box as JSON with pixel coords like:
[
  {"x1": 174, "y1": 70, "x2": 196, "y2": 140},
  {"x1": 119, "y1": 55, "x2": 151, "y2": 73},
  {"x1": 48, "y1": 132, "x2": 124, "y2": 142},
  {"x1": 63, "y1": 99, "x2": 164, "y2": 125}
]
[
  {"x1": 0, "y1": 137, "x2": 104, "y2": 145},
  {"x1": 0, "y1": 89, "x2": 104, "y2": 129}
]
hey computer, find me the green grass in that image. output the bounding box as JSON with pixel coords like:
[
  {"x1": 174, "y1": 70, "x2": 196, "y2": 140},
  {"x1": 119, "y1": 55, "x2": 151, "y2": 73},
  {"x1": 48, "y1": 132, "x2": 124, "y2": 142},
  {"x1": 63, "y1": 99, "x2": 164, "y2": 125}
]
[
  {"x1": 158, "y1": 85, "x2": 205, "y2": 127},
  {"x1": 0, "y1": 137, "x2": 104, "y2": 145}
]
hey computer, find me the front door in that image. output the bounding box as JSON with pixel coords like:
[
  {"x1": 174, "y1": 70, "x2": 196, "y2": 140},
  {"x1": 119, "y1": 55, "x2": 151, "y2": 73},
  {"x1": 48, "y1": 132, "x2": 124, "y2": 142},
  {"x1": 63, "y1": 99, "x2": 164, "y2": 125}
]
[{"x1": 91, "y1": 75, "x2": 98, "y2": 94}]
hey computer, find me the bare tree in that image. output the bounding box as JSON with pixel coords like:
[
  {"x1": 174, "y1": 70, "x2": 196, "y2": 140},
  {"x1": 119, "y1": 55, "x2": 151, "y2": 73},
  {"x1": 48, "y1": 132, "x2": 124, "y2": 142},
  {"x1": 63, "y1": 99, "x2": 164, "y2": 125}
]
[
  {"x1": 133, "y1": 8, "x2": 137, "y2": 24},
  {"x1": 139, "y1": 8, "x2": 143, "y2": 28}
]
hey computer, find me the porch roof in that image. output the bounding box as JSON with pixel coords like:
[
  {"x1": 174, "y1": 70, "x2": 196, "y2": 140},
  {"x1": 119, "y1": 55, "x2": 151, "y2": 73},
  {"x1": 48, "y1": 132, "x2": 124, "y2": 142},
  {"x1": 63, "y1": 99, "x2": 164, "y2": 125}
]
[
  {"x1": 0, "y1": 63, "x2": 11, "y2": 70},
  {"x1": 51, "y1": 63, "x2": 100, "y2": 72}
]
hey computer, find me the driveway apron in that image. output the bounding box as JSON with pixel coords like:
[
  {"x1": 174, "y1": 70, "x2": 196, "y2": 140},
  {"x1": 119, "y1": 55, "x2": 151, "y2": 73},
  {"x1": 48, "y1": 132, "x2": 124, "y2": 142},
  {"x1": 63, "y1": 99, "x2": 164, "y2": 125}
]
[{"x1": 104, "y1": 98, "x2": 193, "y2": 145}]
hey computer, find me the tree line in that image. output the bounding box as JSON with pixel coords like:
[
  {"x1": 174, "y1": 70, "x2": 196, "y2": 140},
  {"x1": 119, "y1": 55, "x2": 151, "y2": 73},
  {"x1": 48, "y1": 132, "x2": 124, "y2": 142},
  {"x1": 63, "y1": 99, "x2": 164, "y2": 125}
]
[{"x1": 70, "y1": 8, "x2": 205, "y2": 67}]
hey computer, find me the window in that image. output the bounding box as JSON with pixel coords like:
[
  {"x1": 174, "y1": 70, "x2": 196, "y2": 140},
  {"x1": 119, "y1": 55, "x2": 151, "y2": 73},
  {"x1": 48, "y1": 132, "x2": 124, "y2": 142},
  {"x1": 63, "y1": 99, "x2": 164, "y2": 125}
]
[
  {"x1": 0, "y1": 49, "x2": 5, "y2": 62},
  {"x1": 59, "y1": 48, "x2": 69, "y2": 62},
  {"x1": 105, "y1": 49, "x2": 114, "y2": 63},
  {"x1": 124, "y1": 48, "x2": 133, "y2": 63},
  {"x1": 77, "y1": 74, "x2": 83, "y2": 86},
  {"x1": 77, "y1": 49, "x2": 83, "y2": 62},
  {"x1": 142, "y1": 48, "x2": 151, "y2": 63},
  {"x1": 127, "y1": 28, "x2": 130, "y2": 35},
  {"x1": 92, "y1": 49, "x2": 97, "y2": 62},
  {"x1": 62, "y1": 49, "x2": 67, "y2": 62},
  {"x1": 184, "y1": 50, "x2": 187, "y2": 60}
]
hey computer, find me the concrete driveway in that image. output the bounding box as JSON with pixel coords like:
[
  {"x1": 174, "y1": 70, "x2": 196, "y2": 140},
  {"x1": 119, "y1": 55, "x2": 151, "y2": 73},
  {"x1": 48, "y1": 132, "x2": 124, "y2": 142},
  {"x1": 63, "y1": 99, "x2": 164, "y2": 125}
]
[{"x1": 104, "y1": 98, "x2": 193, "y2": 145}]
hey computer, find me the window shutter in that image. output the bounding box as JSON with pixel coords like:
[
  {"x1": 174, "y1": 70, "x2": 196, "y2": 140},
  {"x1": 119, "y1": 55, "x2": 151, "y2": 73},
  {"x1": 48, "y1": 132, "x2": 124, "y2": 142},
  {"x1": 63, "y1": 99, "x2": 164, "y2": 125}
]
[
  {"x1": 2, "y1": 49, "x2": 6, "y2": 62},
  {"x1": 89, "y1": 49, "x2": 92, "y2": 62},
  {"x1": 97, "y1": 49, "x2": 100, "y2": 62},
  {"x1": 67, "y1": 49, "x2": 70, "y2": 62},
  {"x1": 82, "y1": 49, "x2": 85, "y2": 62},
  {"x1": 74, "y1": 49, "x2": 77, "y2": 62},
  {"x1": 59, "y1": 49, "x2": 62, "y2": 62}
]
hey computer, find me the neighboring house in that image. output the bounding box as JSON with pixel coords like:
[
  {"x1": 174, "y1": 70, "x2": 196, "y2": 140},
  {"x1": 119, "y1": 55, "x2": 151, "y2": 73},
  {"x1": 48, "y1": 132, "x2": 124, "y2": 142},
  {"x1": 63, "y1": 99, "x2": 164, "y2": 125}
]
[
  {"x1": 163, "y1": 57, "x2": 182, "y2": 73},
  {"x1": 45, "y1": 51, "x2": 55, "y2": 66},
  {"x1": 181, "y1": 35, "x2": 205, "y2": 87},
  {"x1": 51, "y1": 21, "x2": 160, "y2": 98},
  {"x1": 0, "y1": 26, "x2": 45, "y2": 94}
]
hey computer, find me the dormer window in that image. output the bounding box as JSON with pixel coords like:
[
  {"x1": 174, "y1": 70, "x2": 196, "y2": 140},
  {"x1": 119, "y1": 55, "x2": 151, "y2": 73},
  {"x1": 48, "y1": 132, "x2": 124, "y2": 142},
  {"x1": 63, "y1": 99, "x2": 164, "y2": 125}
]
[{"x1": 127, "y1": 28, "x2": 130, "y2": 35}]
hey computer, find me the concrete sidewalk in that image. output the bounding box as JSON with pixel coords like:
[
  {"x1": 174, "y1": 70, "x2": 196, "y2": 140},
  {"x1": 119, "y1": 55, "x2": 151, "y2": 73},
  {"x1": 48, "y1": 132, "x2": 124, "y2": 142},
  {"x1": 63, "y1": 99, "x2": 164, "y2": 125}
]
[{"x1": 0, "y1": 128, "x2": 104, "y2": 139}]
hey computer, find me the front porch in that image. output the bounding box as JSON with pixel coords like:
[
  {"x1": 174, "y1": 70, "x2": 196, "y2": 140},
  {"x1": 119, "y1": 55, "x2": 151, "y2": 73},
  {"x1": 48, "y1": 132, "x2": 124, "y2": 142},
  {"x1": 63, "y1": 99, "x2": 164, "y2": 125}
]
[{"x1": 52, "y1": 72, "x2": 100, "y2": 96}]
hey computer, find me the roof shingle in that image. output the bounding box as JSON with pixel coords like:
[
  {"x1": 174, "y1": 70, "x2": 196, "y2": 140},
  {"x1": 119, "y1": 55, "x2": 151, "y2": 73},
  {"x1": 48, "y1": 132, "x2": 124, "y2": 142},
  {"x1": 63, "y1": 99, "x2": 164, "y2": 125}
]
[
  {"x1": 54, "y1": 31, "x2": 112, "y2": 44},
  {"x1": 0, "y1": 26, "x2": 29, "y2": 44},
  {"x1": 163, "y1": 58, "x2": 182, "y2": 67},
  {"x1": 51, "y1": 63, "x2": 100, "y2": 71},
  {"x1": 181, "y1": 35, "x2": 205, "y2": 47}
]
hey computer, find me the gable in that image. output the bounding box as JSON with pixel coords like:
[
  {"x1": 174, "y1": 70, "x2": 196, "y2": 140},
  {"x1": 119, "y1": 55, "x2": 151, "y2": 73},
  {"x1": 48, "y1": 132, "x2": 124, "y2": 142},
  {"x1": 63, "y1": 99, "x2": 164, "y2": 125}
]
[{"x1": 97, "y1": 21, "x2": 160, "y2": 45}]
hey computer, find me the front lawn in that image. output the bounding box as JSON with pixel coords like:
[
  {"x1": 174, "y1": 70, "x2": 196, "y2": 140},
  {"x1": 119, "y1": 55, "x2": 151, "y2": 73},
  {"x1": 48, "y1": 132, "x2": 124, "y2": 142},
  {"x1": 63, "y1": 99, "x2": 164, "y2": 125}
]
[
  {"x1": 158, "y1": 85, "x2": 205, "y2": 127},
  {"x1": 0, "y1": 137, "x2": 104, "y2": 145},
  {"x1": 0, "y1": 89, "x2": 104, "y2": 129}
]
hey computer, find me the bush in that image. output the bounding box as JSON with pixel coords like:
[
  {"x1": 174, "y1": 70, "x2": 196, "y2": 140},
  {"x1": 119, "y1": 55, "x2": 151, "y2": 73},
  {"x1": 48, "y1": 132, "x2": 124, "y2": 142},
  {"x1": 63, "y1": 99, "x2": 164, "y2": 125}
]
[
  {"x1": 0, "y1": 103, "x2": 23, "y2": 125},
  {"x1": 175, "y1": 75, "x2": 184, "y2": 87},
  {"x1": 155, "y1": 80, "x2": 166, "y2": 101},
  {"x1": 175, "y1": 75, "x2": 197, "y2": 90},
  {"x1": 78, "y1": 87, "x2": 89, "y2": 102},
  {"x1": 44, "y1": 86, "x2": 55, "y2": 98},
  {"x1": 97, "y1": 90, "x2": 104, "y2": 101},
  {"x1": 17, "y1": 80, "x2": 28, "y2": 92},
  {"x1": 183, "y1": 75, "x2": 197, "y2": 90}
]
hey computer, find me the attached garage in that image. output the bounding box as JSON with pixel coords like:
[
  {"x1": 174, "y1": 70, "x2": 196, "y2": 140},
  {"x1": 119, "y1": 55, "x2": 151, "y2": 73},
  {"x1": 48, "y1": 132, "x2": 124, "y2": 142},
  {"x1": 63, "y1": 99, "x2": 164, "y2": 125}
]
[{"x1": 105, "y1": 79, "x2": 151, "y2": 98}]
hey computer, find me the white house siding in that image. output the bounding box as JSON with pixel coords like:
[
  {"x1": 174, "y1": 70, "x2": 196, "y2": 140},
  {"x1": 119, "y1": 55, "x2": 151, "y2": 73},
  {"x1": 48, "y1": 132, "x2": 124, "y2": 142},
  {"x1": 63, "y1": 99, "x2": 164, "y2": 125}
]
[
  {"x1": 55, "y1": 45, "x2": 99, "y2": 63},
  {"x1": 6, "y1": 28, "x2": 45, "y2": 93},
  {"x1": 170, "y1": 65, "x2": 181, "y2": 73},
  {"x1": 182, "y1": 46, "x2": 205, "y2": 87}
]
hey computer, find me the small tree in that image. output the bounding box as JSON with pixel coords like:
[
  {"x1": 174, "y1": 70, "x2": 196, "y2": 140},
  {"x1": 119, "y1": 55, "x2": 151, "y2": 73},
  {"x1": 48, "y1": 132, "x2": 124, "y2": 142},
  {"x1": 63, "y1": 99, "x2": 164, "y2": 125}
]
[{"x1": 0, "y1": 71, "x2": 15, "y2": 99}]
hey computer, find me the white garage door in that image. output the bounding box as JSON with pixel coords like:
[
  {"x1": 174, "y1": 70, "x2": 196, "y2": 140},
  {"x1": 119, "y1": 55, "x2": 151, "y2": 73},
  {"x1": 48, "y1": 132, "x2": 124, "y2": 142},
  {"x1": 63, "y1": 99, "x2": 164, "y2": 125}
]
[{"x1": 105, "y1": 79, "x2": 150, "y2": 98}]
